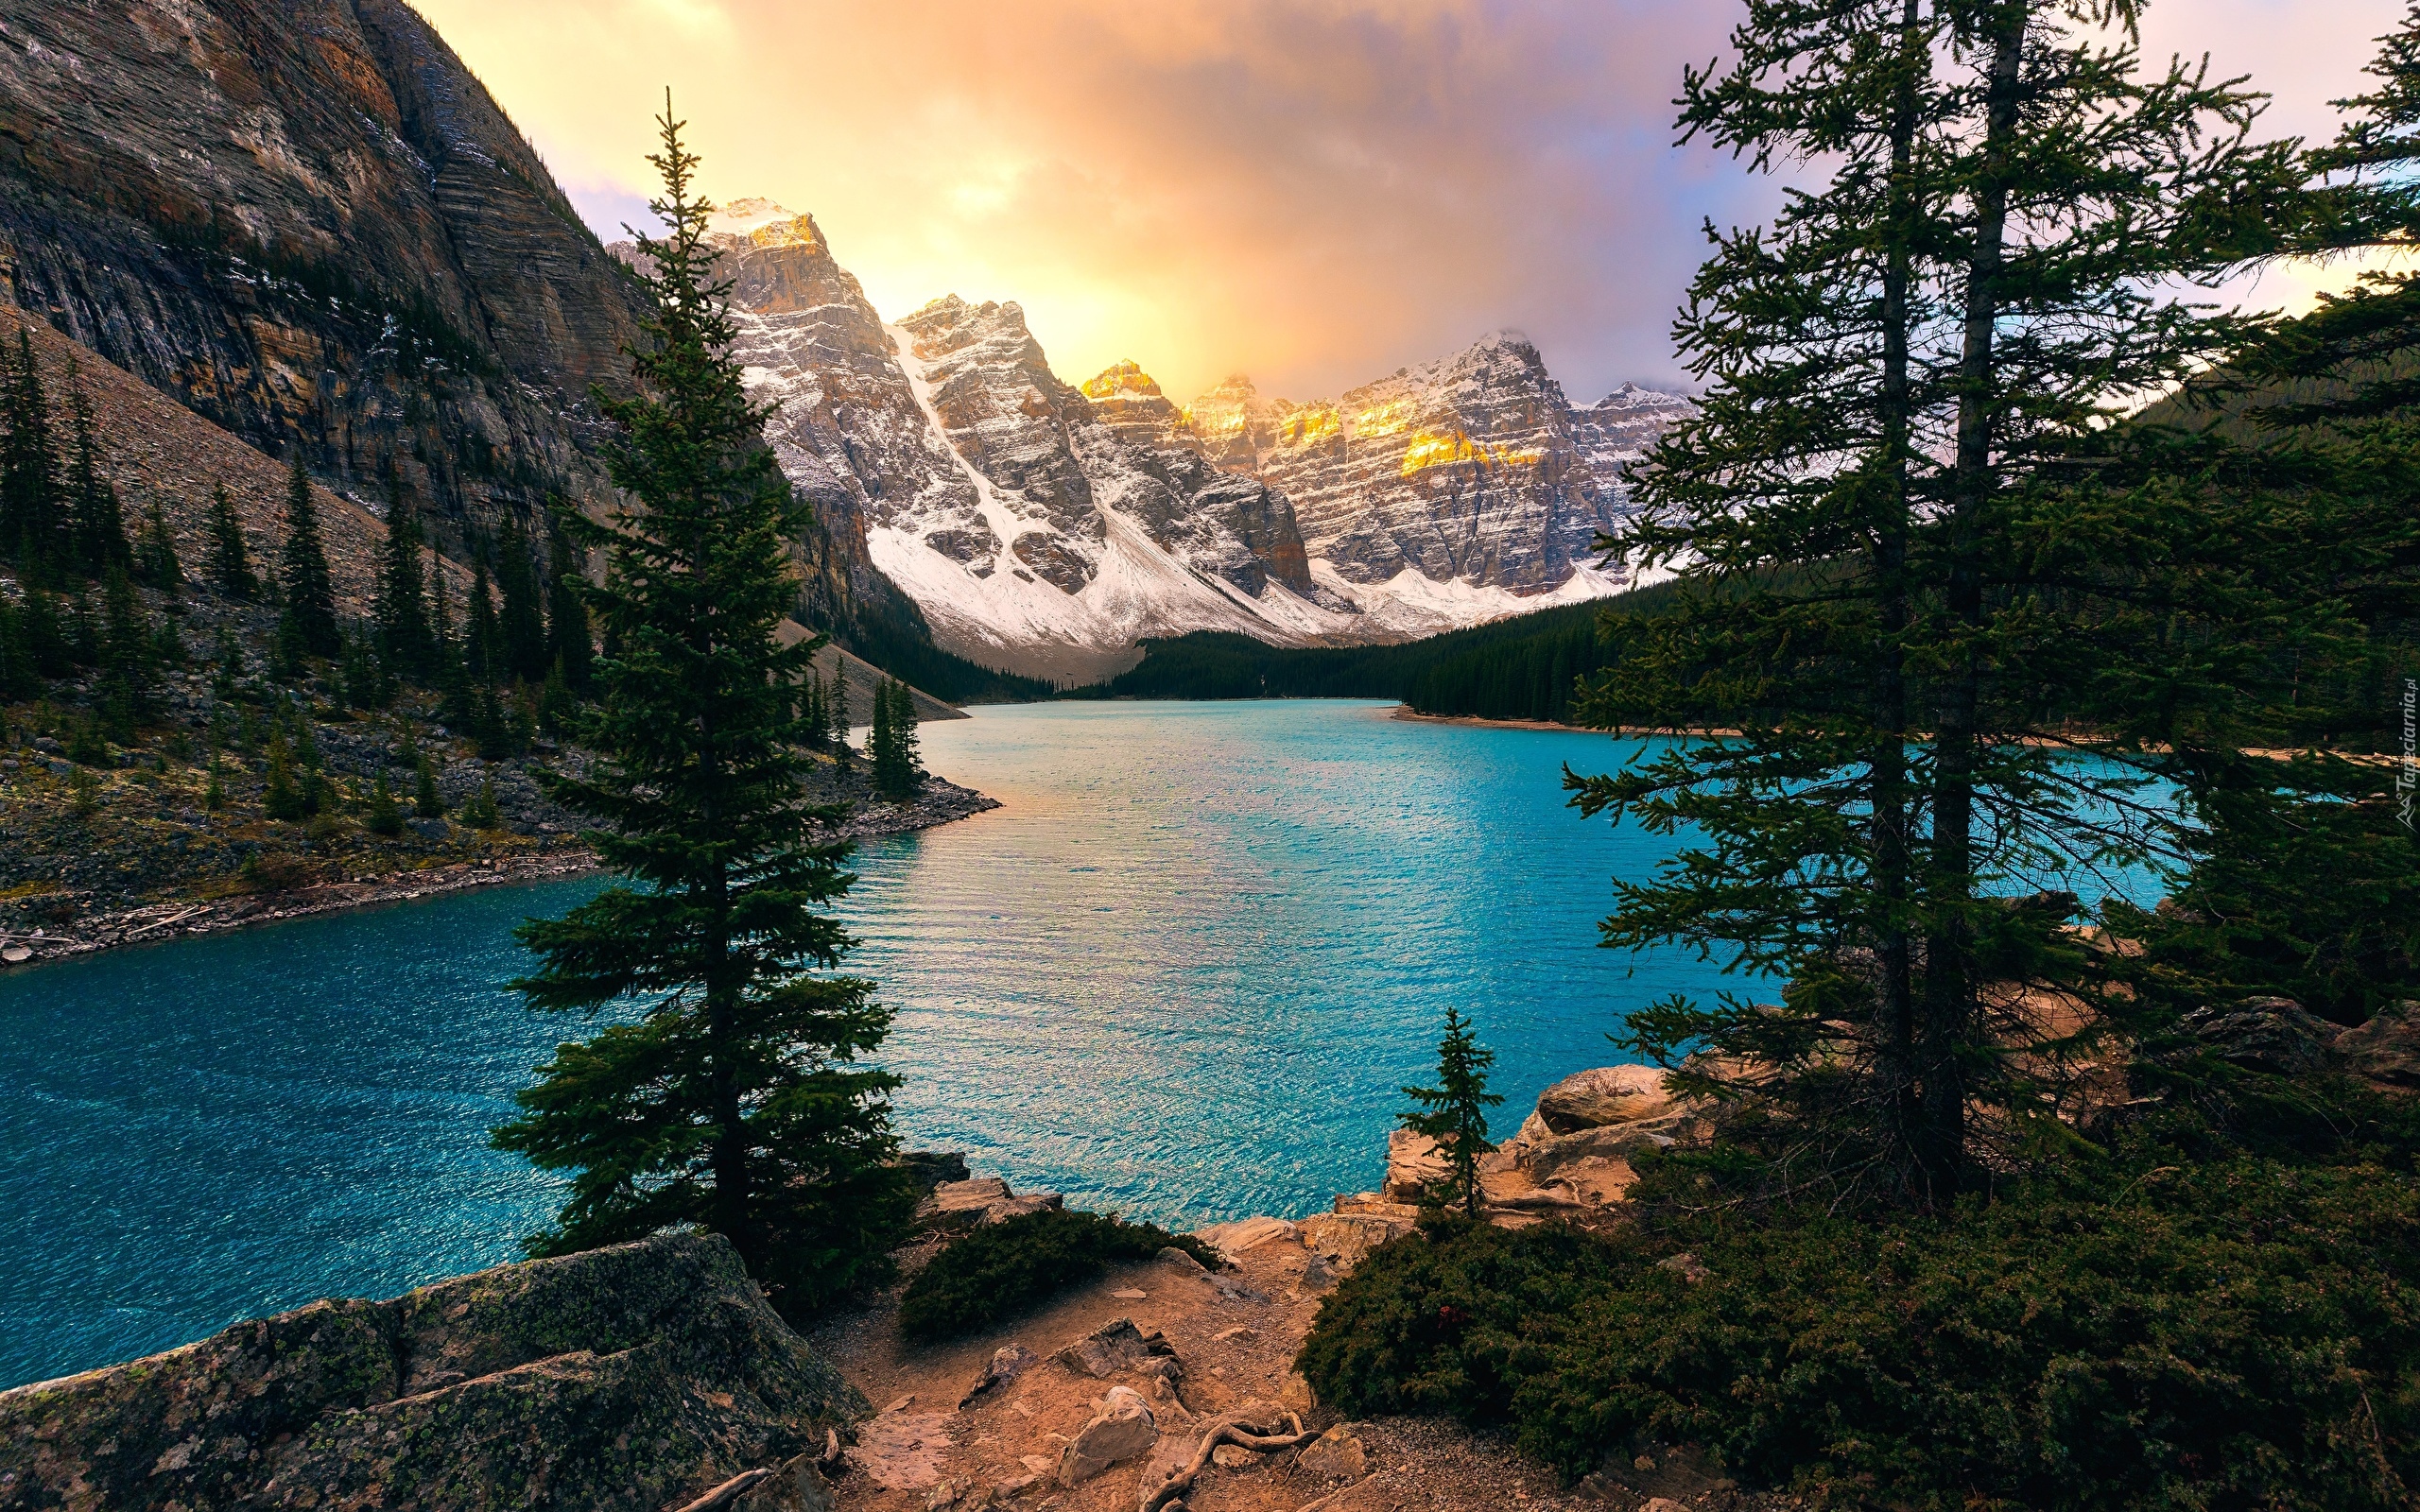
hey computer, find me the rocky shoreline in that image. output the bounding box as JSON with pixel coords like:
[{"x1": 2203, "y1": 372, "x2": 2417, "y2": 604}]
[
  {"x1": 0, "y1": 1071, "x2": 1669, "y2": 1512},
  {"x1": 0, "y1": 774, "x2": 999, "y2": 971}
]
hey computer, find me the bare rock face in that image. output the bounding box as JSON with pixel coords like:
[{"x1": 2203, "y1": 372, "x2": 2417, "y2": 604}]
[
  {"x1": 1181, "y1": 340, "x2": 1695, "y2": 599},
  {"x1": 694, "y1": 199, "x2": 1696, "y2": 680},
  {"x1": 1053, "y1": 1318, "x2": 1176, "y2": 1380},
  {"x1": 675, "y1": 200, "x2": 1328, "y2": 681},
  {"x1": 915, "y1": 1175, "x2": 1065, "y2": 1233},
  {"x1": 0, "y1": 0, "x2": 646, "y2": 525},
  {"x1": 0, "y1": 1232, "x2": 865, "y2": 1512}
]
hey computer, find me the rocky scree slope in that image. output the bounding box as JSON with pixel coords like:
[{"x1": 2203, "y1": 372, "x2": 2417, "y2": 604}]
[{"x1": 0, "y1": 309, "x2": 989, "y2": 967}]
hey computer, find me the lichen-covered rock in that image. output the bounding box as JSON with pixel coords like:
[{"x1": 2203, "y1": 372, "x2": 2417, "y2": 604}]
[{"x1": 0, "y1": 1232, "x2": 864, "y2": 1512}]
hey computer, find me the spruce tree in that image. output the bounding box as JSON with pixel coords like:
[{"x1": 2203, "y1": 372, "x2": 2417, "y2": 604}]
[
  {"x1": 1, "y1": 330, "x2": 64, "y2": 571},
  {"x1": 414, "y1": 752, "x2": 445, "y2": 818},
  {"x1": 495, "y1": 508, "x2": 549, "y2": 683},
  {"x1": 1567, "y1": 0, "x2": 2311, "y2": 1208},
  {"x1": 275, "y1": 453, "x2": 340, "y2": 662},
  {"x1": 544, "y1": 527, "x2": 594, "y2": 691},
  {"x1": 872, "y1": 679, "x2": 921, "y2": 800},
  {"x1": 1400, "y1": 1006, "x2": 1502, "y2": 1218},
  {"x1": 463, "y1": 558, "x2": 499, "y2": 690},
  {"x1": 136, "y1": 501, "x2": 182, "y2": 593},
  {"x1": 827, "y1": 665, "x2": 851, "y2": 761},
  {"x1": 461, "y1": 771, "x2": 502, "y2": 830},
  {"x1": 433, "y1": 572, "x2": 475, "y2": 732},
  {"x1": 204, "y1": 484, "x2": 258, "y2": 599},
  {"x1": 366, "y1": 772, "x2": 405, "y2": 835},
  {"x1": 493, "y1": 100, "x2": 911, "y2": 1314},
  {"x1": 800, "y1": 663, "x2": 826, "y2": 750},
  {"x1": 869, "y1": 673, "x2": 896, "y2": 794},
  {"x1": 262, "y1": 732, "x2": 306, "y2": 821},
  {"x1": 62, "y1": 366, "x2": 130, "y2": 577},
  {"x1": 374, "y1": 466, "x2": 436, "y2": 680},
  {"x1": 98, "y1": 564, "x2": 153, "y2": 717}
]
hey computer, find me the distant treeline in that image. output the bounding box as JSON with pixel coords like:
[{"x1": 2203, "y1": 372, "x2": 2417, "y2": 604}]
[{"x1": 1065, "y1": 576, "x2": 1710, "y2": 720}]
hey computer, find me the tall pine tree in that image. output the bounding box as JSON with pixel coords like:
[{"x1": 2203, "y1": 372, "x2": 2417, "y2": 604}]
[
  {"x1": 463, "y1": 557, "x2": 499, "y2": 692},
  {"x1": 1, "y1": 329, "x2": 64, "y2": 572},
  {"x1": 374, "y1": 465, "x2": 436, "y2": 680},
  {"x1": 136, "y1": 501, "x2": 182, "y2": 593},
  {"x1": 204, "y1": 484, "x2": 259, "y2": 599},
  {"x1": 275, "y1": 453, "x2": 340, "y2": 662},
  {"x1": 61, "y1": 365, "x2": 130, "y2": 577},
  {"x1": 495, "y1": 508, "x2": 549, "y2": 684},
  {"x1": 545, "y1": 524, "x2": 595, "y2": 692},
  {"x1": 493, "y1": 99, "x2": 911, "y2": 1314},
  {"x1": 1567, "y1": 0, "x2": 2313, "y2": 1209}
]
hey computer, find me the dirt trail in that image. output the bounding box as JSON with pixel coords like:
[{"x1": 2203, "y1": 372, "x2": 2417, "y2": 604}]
[{"x1": 803, "y1": 1229, "x2": 1606, "y2": 1512}]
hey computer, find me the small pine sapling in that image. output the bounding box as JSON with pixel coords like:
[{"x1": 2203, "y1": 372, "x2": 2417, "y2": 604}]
[
  {"x1": 366, "y1": 772, "x2": 405, "y2": 836},
  {"x1": 1400, "y1": 1006, "x2": 1503, "y2": 1218},
  {"x1": 414, "y1": 752, "x2": 444, "y2": 818}
]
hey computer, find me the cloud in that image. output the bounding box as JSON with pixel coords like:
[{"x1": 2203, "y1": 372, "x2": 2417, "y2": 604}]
[{"x1": 417, "y1": 0, "x2": 2410, "y2": 405}]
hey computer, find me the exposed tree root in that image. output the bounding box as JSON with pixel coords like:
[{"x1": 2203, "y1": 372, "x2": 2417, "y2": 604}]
[
  {"x1": 1142, "y1": 1411, "x2": 1311, "y2": 1512},
  {"x1": 670, "y1": 1468, "x2": 772, "y2": 1512}
]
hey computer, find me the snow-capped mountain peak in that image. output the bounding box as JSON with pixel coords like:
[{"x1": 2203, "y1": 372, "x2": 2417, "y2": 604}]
[{"x1": 698, "y1": 201, "x2": 1692, "y2": 680}]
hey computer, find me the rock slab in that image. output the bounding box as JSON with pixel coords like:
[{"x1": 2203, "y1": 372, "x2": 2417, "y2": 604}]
[{"x1": 0, "y1": 1232, "x2": 863, "y2": 1512}]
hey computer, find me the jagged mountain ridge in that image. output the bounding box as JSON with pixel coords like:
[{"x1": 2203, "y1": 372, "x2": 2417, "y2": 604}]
[
  {"x1": 698, "y1": 199, "x2": 1692, "y2": 681},
  {"x1": 686, "y1": 200, "x2": 1340, "y2": 681}
]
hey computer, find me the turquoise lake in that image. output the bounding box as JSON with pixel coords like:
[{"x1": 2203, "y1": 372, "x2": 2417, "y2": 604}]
[{"x1": 0, "y1": 700, "x2": 2160, "y2": 1389}]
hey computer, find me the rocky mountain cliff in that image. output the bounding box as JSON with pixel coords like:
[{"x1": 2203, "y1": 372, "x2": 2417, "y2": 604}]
[
  {"x1": 0, "y1": 0, "x2": 648, "y2": 532},
  {"x1": 692, "y1": 201, "x2": 1340, "y2": 682},
  {"x1": 702, "y1": 200, "x2": 1692, "y2": 681},
  {"x1": 1174, "y1": 341, "x2": 1694, "y2": 633}
]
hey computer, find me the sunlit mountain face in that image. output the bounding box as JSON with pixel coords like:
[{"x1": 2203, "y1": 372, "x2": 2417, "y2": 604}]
[{"x1": 634, "y1": 202, "x2": 1690, "y2": 680}]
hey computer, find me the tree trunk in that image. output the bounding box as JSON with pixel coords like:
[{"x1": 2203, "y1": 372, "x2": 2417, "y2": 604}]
[
  {"x1": 1872, "y1": 0, "x2": 1924, "y2": 1193},
  {"x1": 1920, "y1": 0, "x2": 2027, "y2": 1208},
  {"x1": 699, "y1": 625, "x2": 752, "y2": 1263}
]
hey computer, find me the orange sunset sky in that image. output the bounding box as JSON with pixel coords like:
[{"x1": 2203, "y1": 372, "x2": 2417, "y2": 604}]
[{"x1": 415, "y1": 0, "x2": 2411, "y2": 405}]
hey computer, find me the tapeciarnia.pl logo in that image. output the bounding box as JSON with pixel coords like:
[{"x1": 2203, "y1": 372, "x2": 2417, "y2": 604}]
[{"x1": 2399, "y1": 676, "x2": 2416, "y2": 831}]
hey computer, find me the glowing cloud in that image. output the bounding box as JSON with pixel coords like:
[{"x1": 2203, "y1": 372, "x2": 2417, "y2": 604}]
[{"x1": 418, "y1": 0, "x2": 2410, "y2": 404}]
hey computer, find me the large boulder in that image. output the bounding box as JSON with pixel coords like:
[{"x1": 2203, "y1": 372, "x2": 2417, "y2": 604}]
[
  {"x1": 917, "y1": 1177, "x2": 1064, "y2": 1232},
  {"x1": 2336, "y1": 1002, "x2": 2420, "y2": 1094},
  {"x1": 1056, "y1": 1385, "x2": 1157, "y2": 1486},
  {"x1": 1534, "y1": 1064, "x2": 1675, "y2": 1133},
  {"x1": 2181, "y1": 997, "x2": 2338, "y2": 1075},
  {"x1": 0, "y1": 1233, "x2": 863, "y2": 1512}
]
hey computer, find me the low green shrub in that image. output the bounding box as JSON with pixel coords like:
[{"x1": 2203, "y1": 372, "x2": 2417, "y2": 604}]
[
  {"x1": 1299, "y1": 1160, "x2": 2420, "y2": 1509},
  {"x1": 900, "y1": 1208, "x2": 1220, "y2": 1342}
]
